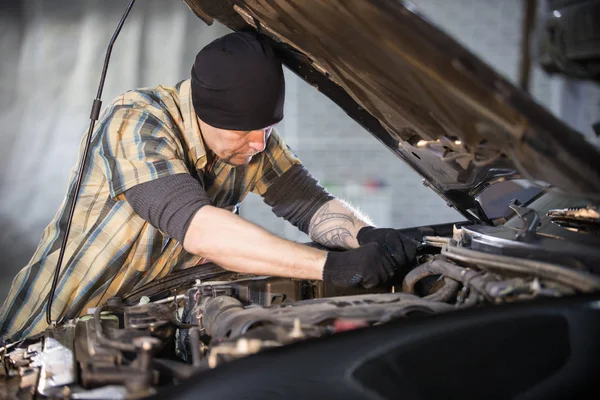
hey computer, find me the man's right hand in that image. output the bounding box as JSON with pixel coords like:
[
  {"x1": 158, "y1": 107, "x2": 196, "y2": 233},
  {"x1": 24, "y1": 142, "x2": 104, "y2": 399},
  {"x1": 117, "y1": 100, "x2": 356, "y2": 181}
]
[{"x1": 322, "y1": 243, "x2": 397, "y2": 288}]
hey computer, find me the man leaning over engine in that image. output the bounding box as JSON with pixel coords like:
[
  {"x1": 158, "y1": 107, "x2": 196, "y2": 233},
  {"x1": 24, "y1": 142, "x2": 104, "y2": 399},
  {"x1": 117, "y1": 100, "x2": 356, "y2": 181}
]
[{"x1": 0, "y1": 31, "x2": 418, "y2": 340}]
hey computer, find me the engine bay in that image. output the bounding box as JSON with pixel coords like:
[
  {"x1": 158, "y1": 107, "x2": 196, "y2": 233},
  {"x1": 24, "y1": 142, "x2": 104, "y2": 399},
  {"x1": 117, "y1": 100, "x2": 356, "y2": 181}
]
[{"x1": 2, "y1": 214, "x2": 600, "y2": 399}]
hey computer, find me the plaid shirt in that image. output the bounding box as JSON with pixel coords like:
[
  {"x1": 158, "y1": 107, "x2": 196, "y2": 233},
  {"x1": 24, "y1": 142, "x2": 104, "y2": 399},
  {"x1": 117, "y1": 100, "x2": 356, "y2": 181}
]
[{"x1": 0, "y1": 79, "x2": 300, "y2": 340}]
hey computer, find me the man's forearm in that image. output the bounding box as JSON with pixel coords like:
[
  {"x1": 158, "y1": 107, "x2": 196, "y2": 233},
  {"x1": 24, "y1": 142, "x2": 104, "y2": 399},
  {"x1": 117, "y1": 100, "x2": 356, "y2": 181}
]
[
  {"x1": 183, "y1": 205, "x2": 326, "y2": 279},
  {"x1": 307, "y1": 199, "x2": 373, "y2": 250}
]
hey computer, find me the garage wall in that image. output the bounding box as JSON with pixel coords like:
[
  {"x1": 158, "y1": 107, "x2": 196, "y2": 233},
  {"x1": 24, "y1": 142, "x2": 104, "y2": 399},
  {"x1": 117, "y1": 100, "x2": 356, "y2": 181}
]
[{"x1": 0, "y1": 0, "x2": 598, "y2": 300}]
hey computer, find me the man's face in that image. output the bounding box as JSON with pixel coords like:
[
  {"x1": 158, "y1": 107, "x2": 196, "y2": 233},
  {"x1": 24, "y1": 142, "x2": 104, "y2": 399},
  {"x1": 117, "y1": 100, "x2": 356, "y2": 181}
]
[{"x1": 198, "y1": 118, "x2": 273, "y2": 166}]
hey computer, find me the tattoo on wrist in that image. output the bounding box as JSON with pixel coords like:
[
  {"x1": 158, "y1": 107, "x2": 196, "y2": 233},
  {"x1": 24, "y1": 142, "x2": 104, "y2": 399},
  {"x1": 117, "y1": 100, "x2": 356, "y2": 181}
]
[{"x1": 308, "y1": 203, "x2": 356, "y2": 249}]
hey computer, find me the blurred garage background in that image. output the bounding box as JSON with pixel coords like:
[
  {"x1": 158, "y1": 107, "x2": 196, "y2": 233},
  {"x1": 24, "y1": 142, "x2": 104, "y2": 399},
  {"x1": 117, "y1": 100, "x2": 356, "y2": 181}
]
[{"x1": 0, "y1": 0, "x2": 599, "y2": 299}]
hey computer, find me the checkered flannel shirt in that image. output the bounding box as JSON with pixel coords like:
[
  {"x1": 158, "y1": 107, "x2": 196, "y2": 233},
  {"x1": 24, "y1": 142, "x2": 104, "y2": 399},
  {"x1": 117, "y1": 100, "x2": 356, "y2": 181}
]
[{"x1": 0, "y1": 79, "x2": 300, "y2": 340}]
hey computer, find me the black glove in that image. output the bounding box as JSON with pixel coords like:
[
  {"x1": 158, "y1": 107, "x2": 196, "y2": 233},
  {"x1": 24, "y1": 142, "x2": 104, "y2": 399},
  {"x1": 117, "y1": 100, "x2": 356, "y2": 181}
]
[
  {"x1": 356, "y1": 226, "x2": 419, "y2": 270},
  {"x1": 322, "y1": 243, "x2": 397, "y2": 288}
]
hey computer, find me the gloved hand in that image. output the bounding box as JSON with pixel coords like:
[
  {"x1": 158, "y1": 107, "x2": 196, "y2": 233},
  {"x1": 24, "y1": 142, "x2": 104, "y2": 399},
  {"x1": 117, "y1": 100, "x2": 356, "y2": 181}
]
[
  {"x1": 322, "y1": 243, "x2": 397, "y2": 288},
  {"x1": 356, "y1": 226, "x2": 419, "y2": 271}
]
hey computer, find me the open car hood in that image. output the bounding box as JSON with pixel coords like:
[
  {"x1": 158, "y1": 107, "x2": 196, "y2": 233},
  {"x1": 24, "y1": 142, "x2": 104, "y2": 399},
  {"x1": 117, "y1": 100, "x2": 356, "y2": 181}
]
[{"x1": 183, "y1": 0, "x2": 600, "y2": 220}]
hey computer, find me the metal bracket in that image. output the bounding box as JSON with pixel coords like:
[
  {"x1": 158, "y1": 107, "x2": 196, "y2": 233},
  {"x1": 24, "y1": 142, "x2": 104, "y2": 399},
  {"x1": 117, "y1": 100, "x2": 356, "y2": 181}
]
[{"x1": 508, "y1": 198, "x2": 541, "y2": 241}]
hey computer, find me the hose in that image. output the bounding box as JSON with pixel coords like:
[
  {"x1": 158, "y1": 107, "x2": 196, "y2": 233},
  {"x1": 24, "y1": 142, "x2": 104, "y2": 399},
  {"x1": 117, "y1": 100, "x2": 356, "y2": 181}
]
[
  {"x1": 425, "y1": 278, "x2": 461, "y2": 302},
  {"x1": 402, "y1": 259, "x2": 487, "y2": 301},
  {"x1": 401, "y1": 261, "x2": 460, "y2": 302},
  {"x1": 441, "y1": 243, "x2": 600, "y2": 293}
]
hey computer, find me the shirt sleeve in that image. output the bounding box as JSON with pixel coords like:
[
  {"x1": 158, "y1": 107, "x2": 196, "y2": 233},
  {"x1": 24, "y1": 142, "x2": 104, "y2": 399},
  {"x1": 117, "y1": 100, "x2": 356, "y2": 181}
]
[
  {"x1": 124, "y1": 173, "x2": 213, "y2": 243},
  {"x1": 250, "y1": 129, "x2": 302, "y2": 196},
  {"x1": 96, "y1": 102, "x2": 189, "y2": 201},
  {"x1": 262, "y1": 164, "x2": 334, "y2": 233}
]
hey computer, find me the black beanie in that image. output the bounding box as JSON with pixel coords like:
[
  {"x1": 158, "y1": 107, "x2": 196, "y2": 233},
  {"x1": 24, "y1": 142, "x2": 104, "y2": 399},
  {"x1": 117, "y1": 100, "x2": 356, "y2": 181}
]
[{"x1": 190, "y1": 31, "x2": 285, "y2": 131}]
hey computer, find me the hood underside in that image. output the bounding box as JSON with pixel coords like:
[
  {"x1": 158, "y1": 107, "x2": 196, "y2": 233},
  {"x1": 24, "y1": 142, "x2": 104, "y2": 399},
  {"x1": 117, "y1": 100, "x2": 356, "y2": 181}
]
[{"x1": 184, "y1": 0, "x2": 600, "y2": 220}]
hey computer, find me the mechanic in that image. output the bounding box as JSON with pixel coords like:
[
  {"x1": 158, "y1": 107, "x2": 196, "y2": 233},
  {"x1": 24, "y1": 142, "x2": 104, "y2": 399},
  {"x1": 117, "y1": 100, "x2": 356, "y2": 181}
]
[{"x1": 0, "y1": 31, "x2": 418, "y2": 340}]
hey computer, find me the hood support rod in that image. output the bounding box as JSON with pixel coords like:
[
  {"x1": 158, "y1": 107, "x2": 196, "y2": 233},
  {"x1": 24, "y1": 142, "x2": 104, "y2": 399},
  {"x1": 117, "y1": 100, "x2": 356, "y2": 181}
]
[{"x1": 46, "y1": 0, "x2": 137, "y2": 325}]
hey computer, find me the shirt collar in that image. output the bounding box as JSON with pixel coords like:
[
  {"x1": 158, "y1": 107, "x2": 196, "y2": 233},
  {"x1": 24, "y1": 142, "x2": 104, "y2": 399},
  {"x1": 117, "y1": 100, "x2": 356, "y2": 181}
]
[{"x1": 179, "y1": 79, "x2": 208, "y2": 170}]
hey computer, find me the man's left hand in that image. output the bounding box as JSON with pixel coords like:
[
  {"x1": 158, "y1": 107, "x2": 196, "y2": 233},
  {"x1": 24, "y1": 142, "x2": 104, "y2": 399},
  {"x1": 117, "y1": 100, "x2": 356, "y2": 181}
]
[{"x1": 356, "y1": 226, "x2": 421, "y2": 272}]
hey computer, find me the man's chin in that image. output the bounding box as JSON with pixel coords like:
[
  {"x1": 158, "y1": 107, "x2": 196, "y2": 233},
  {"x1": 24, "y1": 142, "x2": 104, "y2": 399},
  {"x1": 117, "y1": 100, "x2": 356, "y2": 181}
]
[{"x1": 223, "y1": 154, "x2": 254, "y2": 166}]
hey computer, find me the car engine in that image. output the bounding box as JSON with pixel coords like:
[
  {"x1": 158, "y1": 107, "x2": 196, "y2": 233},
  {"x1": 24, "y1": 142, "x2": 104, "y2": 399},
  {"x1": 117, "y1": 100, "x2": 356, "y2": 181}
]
[{"x1": 1, "y1": 206, "x2": 600, "y2": 399}]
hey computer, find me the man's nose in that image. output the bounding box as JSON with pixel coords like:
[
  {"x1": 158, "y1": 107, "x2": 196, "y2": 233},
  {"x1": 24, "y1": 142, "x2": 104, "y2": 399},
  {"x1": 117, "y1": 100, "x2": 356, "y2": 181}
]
[{"x1": 247, "y1": 129, "x2": 267, "y2": 152}]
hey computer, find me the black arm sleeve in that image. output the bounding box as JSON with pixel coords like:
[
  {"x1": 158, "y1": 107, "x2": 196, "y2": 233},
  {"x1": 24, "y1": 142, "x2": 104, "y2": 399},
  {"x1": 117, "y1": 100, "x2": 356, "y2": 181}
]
[
  {"x1": 124, "y1": 173, "x2": 213, "y2": 243},
  {"x1": 262, "y1": 164, "x2": 335, "y2": 234}
]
